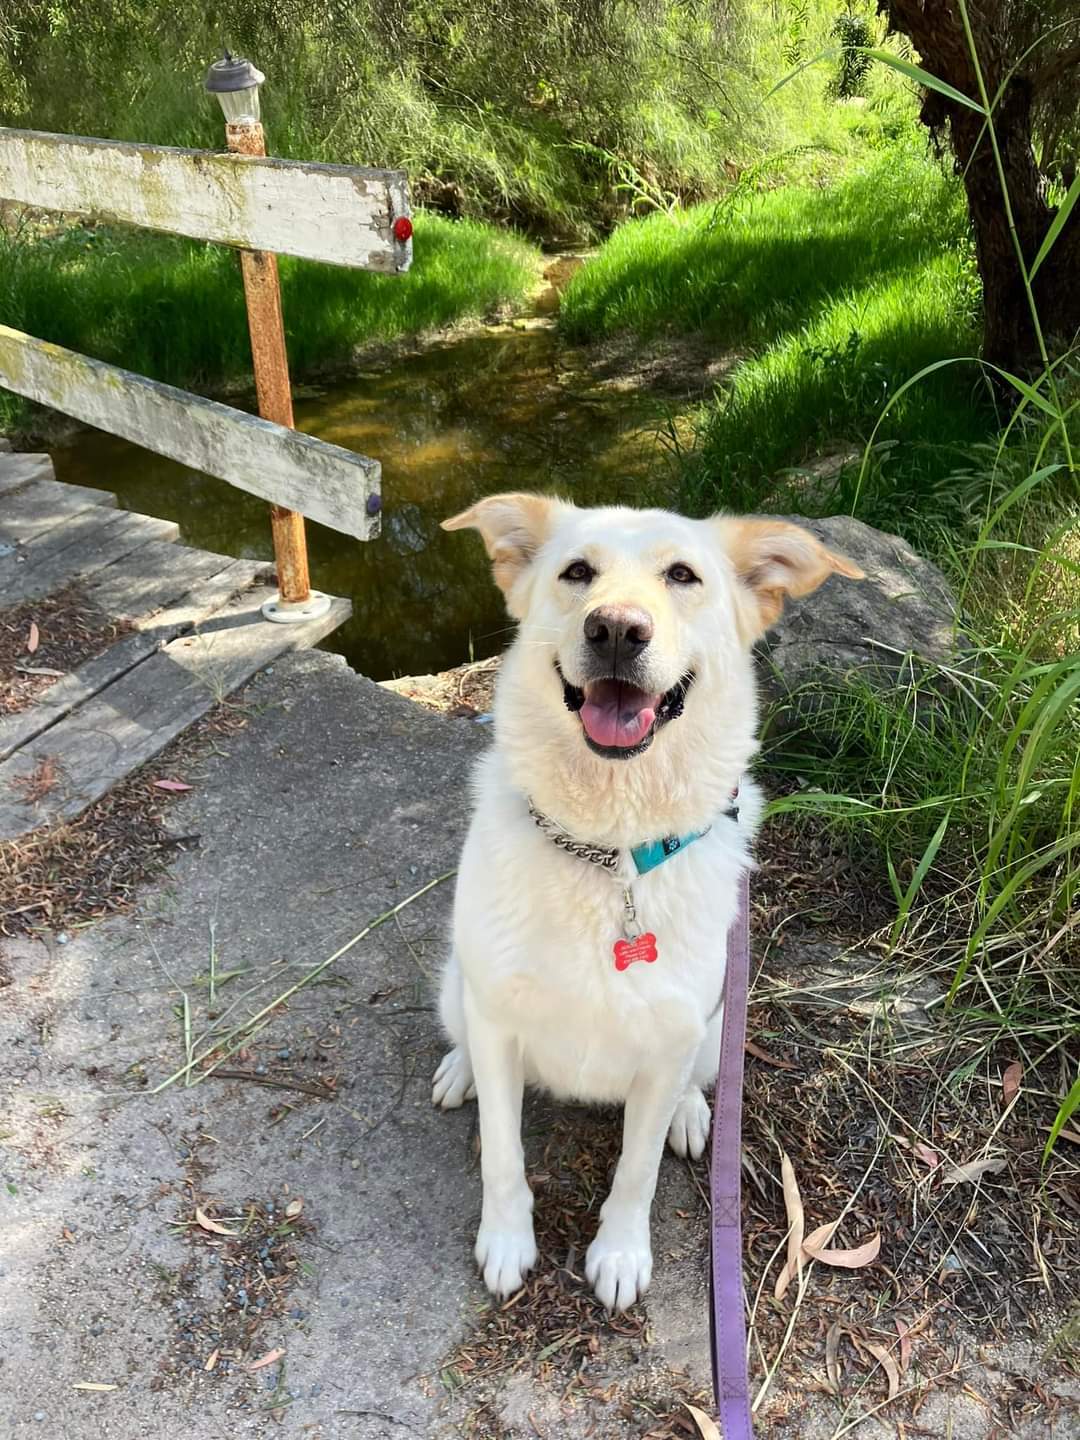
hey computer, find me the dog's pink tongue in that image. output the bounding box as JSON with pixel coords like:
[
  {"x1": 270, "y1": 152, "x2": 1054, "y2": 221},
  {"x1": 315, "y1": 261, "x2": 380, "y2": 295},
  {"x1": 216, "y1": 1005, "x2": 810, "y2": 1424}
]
[{"x1": 580, "y1": 680, "x2": 659, "y2": 749}]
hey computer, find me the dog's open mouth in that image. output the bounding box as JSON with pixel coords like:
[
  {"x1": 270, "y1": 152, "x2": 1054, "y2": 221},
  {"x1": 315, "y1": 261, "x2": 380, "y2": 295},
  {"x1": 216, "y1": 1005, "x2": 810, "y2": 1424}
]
[
  {"x1": 559, "y1": 668, "x2": 694, "y2": 759},
  {"x1": 579, "y1": 678, "x2": 660, "y2": 750}
]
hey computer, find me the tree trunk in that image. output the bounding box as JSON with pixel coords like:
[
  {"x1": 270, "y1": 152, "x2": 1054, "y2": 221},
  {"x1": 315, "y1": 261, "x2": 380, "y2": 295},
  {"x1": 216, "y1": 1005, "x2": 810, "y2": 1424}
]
[
  {"x1": 880, "y1": 0, "x2": 1080, "y2": 377},
  {"x1": 950, "y1": 84, "x2": 1045, "y2": 373}
]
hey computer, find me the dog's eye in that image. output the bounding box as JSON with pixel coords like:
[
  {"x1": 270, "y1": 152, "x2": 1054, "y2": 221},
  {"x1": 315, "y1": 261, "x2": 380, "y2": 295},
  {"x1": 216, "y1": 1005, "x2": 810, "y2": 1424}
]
[
  {"x1": 666, "y1": 562, "x2": 701, "y2": 586},
  {"x1": 560, "y1": 560, "x2": 595, "y2": 584}
]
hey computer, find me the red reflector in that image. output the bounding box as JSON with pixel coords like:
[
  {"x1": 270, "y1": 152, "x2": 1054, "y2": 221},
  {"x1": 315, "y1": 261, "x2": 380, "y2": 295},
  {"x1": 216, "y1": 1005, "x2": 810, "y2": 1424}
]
[{"x1": 393, "y1": 216, "x2": 413, "y2": 242}]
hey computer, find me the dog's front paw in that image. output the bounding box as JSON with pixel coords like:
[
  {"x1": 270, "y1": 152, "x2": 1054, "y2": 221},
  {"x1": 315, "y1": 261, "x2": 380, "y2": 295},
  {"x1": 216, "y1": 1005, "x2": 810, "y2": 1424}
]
[
  {"x1": 667, "y1": 1085, "x2": 711, "y2": 1160},
  {"x1": 586, "y1": 1219, "x2": 653, "y2": 1311},
  {"x1": 432, "y1": 1046, "x2": 476, "y2": 1109},
  {"x1": 475, "y1": 1219, "x2": 537, "y2": 1298}
]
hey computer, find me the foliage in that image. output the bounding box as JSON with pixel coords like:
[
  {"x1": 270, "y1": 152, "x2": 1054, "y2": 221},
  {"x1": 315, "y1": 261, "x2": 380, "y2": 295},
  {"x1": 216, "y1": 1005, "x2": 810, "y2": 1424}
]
[
  {"x1": 766, "y1": 405, "x2": 1079, "y2": 1133},
  {"x1": 0, "y1": 0, "x2": 915, "y2": 239},
  {"x1": 828, "y1": 13, "x2": 875, "y2": 100},
  {"x1": 0, "y1": 0, "x2": 748, "y2": 238}
]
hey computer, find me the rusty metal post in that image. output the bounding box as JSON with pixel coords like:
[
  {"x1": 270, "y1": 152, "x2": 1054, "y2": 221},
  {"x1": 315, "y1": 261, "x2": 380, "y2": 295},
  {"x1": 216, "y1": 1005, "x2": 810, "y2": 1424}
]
[{"x1": 224, "y1": 118, "x2": 330, "y2": 623}]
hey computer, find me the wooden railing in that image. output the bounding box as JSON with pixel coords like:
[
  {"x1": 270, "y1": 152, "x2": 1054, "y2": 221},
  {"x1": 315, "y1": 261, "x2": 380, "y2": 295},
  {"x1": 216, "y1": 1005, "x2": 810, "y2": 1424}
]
[{"x1": 0, "y1": 124, "x2": 413, "y2": 591}]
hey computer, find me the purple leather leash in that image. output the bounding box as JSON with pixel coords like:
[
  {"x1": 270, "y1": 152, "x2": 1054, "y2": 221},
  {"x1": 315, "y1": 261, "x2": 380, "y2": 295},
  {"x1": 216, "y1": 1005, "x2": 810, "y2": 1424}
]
[{"x1": 710, "y1": 867, "x2": 754, "y2": 1437}]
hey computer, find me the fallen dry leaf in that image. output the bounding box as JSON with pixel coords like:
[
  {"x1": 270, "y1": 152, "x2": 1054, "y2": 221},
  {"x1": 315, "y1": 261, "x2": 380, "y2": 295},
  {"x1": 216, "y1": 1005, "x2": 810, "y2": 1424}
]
[
  {"x1": 683, "y1": 1403, "x2": 721, "y2": 1440},
  {"x1": 775, "y1": 1218, "x2": 881, "y2": 1294},
  {"x1": 204, "y1": 1348, "x2": 219, "y2": 1372},
  {"x1": 247, "y1": 1347, "x2": 286, "y2": 1372},
  {"x1": 745, "y1": 1039, "x2": 796, "y2": 1070},
  {"x1": 857, "y1": 1338, "x2": 901, "y2": 1401},
  {"x1": 774, "y1": 1153, "x2": 805, "y2": 1300},
  {"x1": 1002, "y1": 1061, "x2": 1022, "y2": 1107},
  {"x1": 801, "y1": 1219, "x2": 840, "y2": 1253},
  {"x1": 72, "y1": 1382, "x2": 119, "y2": 1392},
  {"x1": 153, "y1": 778, "x2": 193, "y2": 792},
  {"x1": 285, "y1": 1197, "x2": 304, "y2": 1219},
  {"x1": 804, "y1": 1232, "x2": 881, "y2": 1269},
  {"x1": 774, "y1": 1220, "x2": 838, "y2": 1299},
  {"x1": 895, "y1": 1318, "x2": 912, "y2": 1374},
  {"x1": 194, "y1": 1205, "x2": 236, "y2": 1237},
  {"x1": 943, "y1": 1155, "x2": 1008, "y2": 1187},
  {"x1": 27, "y1": 621, "x2": 39, "y2": 654},
  {"x1": 893, "y1": 1134, "x2": 940, "y2": 1169},
  {"x1": 1054, "y1": 1126, "x2": 1080, "y2": 1145},
  {"x1": 825, "y1": 1321, "x2": 844, "y2": 1395}
]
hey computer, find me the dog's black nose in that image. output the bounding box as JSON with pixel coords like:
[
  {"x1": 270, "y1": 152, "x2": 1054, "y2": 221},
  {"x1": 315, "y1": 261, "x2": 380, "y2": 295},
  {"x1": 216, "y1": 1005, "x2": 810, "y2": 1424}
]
[{"x1": 584, "y1": 605, "x2": 654, "y2": 664}]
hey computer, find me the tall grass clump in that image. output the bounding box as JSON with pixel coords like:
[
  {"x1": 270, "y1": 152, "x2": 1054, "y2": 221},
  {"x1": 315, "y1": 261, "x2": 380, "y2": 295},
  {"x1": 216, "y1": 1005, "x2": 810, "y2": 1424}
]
[
  {"x1": 767, "y1": 413, "x2": 1078, "y2": 1141},
  {"x1": 762, "y1": 22, "x2": 1080, "y2": 1158},
  {"x1": 0, "y1": 212, "x2": 535, "y2": 431}
]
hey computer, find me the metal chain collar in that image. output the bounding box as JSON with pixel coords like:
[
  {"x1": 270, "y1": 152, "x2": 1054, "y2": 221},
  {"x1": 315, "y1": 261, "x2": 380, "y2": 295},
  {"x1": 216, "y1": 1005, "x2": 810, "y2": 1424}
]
[{"x1": 527, "y1": 801, "x2": 620, "y2": 873}]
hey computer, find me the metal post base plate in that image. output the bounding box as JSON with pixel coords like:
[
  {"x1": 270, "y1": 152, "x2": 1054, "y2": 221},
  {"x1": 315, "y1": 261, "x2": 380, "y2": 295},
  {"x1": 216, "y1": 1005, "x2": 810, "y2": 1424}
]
[{"x1": 261, "y1": 590, "x2": 333, "y2": 624}]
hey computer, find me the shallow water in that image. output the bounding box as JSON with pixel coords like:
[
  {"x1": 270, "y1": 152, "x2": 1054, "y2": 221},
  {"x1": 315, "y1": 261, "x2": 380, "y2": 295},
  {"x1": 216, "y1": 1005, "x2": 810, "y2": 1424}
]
[{"x1": 49, "y1": 319, "x2": 682, "y2": 679}]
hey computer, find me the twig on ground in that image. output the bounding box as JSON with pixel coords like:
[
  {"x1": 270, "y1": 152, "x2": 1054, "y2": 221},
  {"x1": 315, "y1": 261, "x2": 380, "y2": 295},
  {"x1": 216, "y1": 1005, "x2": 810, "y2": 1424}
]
[
  {"x1": 148, "y1": 869, "x2": 456, "y2": 1094},
  {"x1": 205, "y1": 1069, "x2": 337, "y2": 1099}
]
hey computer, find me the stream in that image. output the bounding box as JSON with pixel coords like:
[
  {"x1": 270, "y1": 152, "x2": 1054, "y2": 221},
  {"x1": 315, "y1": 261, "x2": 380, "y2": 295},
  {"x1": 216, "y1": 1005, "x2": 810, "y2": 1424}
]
[{"x1": 49, "y1": 300, "x2": 690, "y2": 680}]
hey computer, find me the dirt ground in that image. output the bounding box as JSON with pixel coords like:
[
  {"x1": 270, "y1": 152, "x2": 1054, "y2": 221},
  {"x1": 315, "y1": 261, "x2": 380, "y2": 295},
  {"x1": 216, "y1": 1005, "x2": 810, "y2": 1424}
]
[{"x1": 1, "y1": 650, "x2": 1077, "y2": 1438}]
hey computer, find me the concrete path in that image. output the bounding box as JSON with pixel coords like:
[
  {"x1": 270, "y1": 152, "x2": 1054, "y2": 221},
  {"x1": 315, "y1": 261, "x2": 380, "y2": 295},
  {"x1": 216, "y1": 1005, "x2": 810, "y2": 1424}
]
[{"x1": 0, "y1": 653, "x2": 712, "y2": 1438}]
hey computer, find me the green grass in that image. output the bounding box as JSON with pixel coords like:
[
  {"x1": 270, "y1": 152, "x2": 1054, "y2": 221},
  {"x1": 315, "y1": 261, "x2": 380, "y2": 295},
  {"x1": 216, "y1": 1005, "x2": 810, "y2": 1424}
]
[
  {"x1": 0, "y1": 212, "x2": 536, "y2": 431},
  {"x1": 755, "y1": 333, "x2": 1079, "y2": 1157},
  {"x1": 561, "y1": 142, "x2": 964, "y2": 346},
  {"x1": 561, "y1": 141, "x2": 993, "y2": 534},
  {"x1": 766, "y1": 429, "x2": 1079, "y2": 1088}
]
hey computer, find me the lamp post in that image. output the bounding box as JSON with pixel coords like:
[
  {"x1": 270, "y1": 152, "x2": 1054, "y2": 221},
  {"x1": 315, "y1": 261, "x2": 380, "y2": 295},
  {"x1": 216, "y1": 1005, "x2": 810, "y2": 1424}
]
[{"x1": 204, "y1": 52, "x2": 330, "y2": 623}]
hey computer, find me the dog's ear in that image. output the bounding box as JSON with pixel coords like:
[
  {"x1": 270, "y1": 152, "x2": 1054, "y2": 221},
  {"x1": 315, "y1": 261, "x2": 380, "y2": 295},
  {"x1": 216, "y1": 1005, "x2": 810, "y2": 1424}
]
[
  {"x1": 715, "y1": 516, "x2": 864, "y2": 635},
  {"x1": 442, "y1": 492, "x2": 560, "y2": 609}
]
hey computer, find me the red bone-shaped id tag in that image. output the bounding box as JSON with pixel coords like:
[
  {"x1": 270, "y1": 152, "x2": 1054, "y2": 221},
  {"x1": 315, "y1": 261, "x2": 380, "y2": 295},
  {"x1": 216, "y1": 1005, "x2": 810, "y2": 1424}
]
[
  {"x1": 613, "y1": 933, "x2": 659, "y2": 971},
  {"x1": 614, "y1": 886, "x2": 658, "y2": 971}
]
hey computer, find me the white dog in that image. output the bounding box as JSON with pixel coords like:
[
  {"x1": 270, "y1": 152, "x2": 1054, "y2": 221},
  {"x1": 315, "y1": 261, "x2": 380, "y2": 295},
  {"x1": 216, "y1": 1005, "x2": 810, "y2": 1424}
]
[{"x1": 433, "y1": 494, "x2": 861, "y2": 1311}]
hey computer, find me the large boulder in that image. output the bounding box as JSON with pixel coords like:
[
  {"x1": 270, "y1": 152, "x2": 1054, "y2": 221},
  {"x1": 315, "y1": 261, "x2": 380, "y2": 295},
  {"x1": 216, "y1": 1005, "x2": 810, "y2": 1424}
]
[{"x1": 757, "y1": 514, "x2": 959, "y2": 732}]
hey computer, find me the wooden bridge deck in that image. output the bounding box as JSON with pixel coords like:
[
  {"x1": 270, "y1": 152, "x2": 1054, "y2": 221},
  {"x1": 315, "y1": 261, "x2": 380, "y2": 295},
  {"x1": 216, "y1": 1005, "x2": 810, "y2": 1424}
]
[{"x1": 0, "y1": 451, "x2": 349, "y2": 841}]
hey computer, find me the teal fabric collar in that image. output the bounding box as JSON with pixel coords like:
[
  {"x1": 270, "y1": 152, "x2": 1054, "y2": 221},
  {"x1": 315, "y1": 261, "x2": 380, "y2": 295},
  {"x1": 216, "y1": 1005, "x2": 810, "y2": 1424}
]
[
  {"x1": 527, "y1": 792, "x2": 738, "y2": 877},
  {"x1": 630, "y1": 827, "x2": 710, "y2": 876}
]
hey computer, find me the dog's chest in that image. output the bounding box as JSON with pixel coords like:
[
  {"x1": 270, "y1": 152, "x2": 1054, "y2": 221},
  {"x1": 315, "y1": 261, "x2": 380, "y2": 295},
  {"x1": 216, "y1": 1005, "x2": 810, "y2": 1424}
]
[{"x1": 457, "y1": 817, "x2": 742, "y2": 1099}]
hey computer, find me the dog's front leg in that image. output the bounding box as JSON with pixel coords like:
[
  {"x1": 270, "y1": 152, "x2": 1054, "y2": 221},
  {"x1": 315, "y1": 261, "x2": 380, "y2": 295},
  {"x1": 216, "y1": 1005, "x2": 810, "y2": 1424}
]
[
  {"x1": 464, "y1": 984, "x2": 537, "y2": 1297},
  {"x1": 586, "y1": 1056, "x2": 693, "y2": 1311}
]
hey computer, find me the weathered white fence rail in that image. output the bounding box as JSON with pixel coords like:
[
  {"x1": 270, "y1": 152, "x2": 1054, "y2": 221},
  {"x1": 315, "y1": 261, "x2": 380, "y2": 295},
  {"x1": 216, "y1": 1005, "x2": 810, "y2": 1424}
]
[
  {"x1": 0, "y1": 325, "x2": 380, "y2": 540},
  {"x1": 0, "y1": 127, "x2": 412, "y2": 271}
]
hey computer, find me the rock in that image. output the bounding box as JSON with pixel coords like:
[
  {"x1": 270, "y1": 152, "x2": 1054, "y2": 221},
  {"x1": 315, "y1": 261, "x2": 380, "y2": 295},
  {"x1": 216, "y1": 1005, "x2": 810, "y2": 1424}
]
[{"x1": 757, "y1": 514, "x2": 958, "y2": 733}]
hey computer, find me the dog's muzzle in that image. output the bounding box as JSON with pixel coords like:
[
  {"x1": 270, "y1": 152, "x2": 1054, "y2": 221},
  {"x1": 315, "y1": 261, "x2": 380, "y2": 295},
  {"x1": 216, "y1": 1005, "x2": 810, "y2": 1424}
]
[{"x1": 557, "y1": 664, "x2": 695, "y2": 760}]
